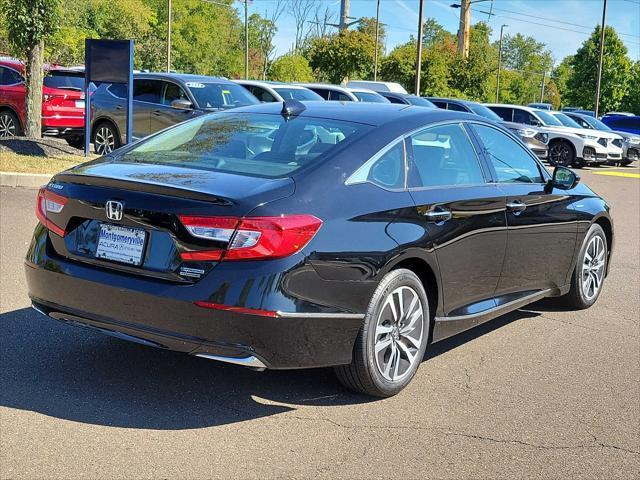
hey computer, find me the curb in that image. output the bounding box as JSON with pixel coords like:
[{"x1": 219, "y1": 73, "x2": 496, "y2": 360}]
[{"x1": 0, "y1": 172, "x2": 52, "y2": 189}]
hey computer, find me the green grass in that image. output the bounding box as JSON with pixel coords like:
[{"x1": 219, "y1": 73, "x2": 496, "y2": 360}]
[{"x1": 0, "y1": 151, "x2": 87, "y2": 174}]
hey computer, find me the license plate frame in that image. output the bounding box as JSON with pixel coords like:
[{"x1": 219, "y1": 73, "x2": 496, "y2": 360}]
[{"x1": 95, "y1": 224, "x2": 147, "y2": 266}]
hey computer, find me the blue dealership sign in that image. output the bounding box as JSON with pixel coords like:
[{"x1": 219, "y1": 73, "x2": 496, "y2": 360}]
[{"x1": 84, "y1": 39, "x2": 134, "y2": 156}]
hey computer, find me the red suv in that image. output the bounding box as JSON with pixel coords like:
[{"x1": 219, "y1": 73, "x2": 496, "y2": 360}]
[{"x1": 0, "y1": 57, "x2": 85, "y2": 147}]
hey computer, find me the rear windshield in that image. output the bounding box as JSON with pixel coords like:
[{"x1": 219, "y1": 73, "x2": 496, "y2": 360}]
[
  {"x1": 186, "y1": 82, "x2": 258, "y2": 109},
  {"x1": 406, "y1": 96, "x2": 435, "y2": 107},
  {"x1": 352, "y1": 91, "x2": 389, "y2": 103},
  {"x1": 468, "y1": 103, "x2": 502, "y2": 122},
  {"x1": 273, "y1": 87, "x2": 324, "y2": 101},
  {"x1": 43, "y1": 70, "x2": 84, "y2": 91},
  {"x1": 118, "y1": 113, "x2": 372, "y2": 178}
]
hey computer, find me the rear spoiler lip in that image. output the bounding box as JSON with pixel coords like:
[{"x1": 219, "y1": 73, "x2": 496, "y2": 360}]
[{"x1": 51, "y1": 173, "x2": 234, "y2": 204}]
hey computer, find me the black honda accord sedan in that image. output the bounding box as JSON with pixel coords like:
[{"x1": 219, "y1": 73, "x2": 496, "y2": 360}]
[{"x1": 26, "y1": 101, "x2": 613, "y2": 397}]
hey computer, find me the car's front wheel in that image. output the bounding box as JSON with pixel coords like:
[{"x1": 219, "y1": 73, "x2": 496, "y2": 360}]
[
  {"x1": 560, "y1": 223, "x2": 608, "y2": 309},
  {"x1": 0, "y1": 110, "x2": 22, "y2": 138},
  {"x1": 334, "y1": 269, "x2": 430, "y2": 397},
  {"x1": 549, "y1": 140, "x2": 575, "y2": 167}
]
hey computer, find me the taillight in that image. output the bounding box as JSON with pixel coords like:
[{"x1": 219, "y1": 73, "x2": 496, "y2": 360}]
[
  {"x1": 178, "y1": 215, "x2": 322, "y2": 261},
  {"x1": 36, "y1": 187, "x2": 68, "y2": 237}
]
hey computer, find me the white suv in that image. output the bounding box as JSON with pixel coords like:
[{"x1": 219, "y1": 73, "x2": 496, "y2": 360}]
[
  {"x1": 485, "y1": 104, "x2": 609, "y2": 168},
  {"x1": 296, "y1": 83, "x2": 390, "y2": 103},
  {"x1": 234, "y1": 80, "x2": 324, "y2": 103}
]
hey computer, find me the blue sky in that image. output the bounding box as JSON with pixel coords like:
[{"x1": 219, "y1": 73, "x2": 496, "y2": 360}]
[{"x1": 242, "y1": 0, "x2": 640, "y2": 64}]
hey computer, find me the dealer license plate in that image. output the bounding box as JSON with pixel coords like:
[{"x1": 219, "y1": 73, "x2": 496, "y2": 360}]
[{"x1": 95, "y1": 224, "x2": 146, "y2": 266}]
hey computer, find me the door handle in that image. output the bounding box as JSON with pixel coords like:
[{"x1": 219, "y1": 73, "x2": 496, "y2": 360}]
[
  {"x1": 115, "y1": 105, "x2": 123, "y2": 111},
  {"x1": 506, "y1": 200, "x2": 527, "y2": 215},
  {"x1": 152, "y1": 110, "x2": 163, "y2": 116},
  {"x1": 424, "y1": 207, "x2": 452, "y2": 223}
]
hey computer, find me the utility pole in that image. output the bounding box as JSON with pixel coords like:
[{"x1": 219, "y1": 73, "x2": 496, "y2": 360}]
[
  {"x1": 328, "y1": 0, "x2": 361, "y2": 31},
  {"x1": 457, "y1": 0, "x2": 471, "y2": 58},
  {"x1": 167, "y1": 0, "x2": 172, "y2": 72},
  {"x1": 495, "y1": 24, "x2": 507, "y2": 102},
  {"x1": 415, "y1": 0, "x2": 425, "y2": 95},
  {"x1": 540, "y1": 71, "x2": 546, "y2": 103},
  {"x1": 244, "y1": 0, "x2": 249, "y2": 79},
  {"x1": 373, "y1": 0, "x2": 381, "y2": 81},
  {"x1": 594, "y1": 0, "x2": 607, "y2": 117}
]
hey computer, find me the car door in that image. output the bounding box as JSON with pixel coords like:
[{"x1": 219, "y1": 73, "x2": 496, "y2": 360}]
[
  {"x1": 132, "y1": 78, "x2": 163, "y2": 138},
  {"x1": 470, "y1": 123, "x2": 579, "y2": 296},
  {"x1": 0, "y1": 66, "x2": 26, "y2": 128},
  {"x1": 149, "y1": 80, "x2": 196, "y2": 133},
  {"x1": 407, "y1": 122, "x2": 507, "y2": 318}
]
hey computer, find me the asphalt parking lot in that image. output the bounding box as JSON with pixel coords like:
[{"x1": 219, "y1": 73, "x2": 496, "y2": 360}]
[{"x1": 1, "y1": 165, "x2": 639, "y2": 479}]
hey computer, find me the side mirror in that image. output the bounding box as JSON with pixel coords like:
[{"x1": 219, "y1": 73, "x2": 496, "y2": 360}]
[
  {"x1": 171, "y1": 99, "x2": 193, "y2": 110},
  {"x1": 547, "y1": 166, "x2": 580, "y2": 191}
]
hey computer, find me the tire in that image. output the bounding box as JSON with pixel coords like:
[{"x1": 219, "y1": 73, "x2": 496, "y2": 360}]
[
  {"x1": 65, "y1": 136, "x2": 84, "y2": 149},
  {"x1": 334, "y1": 269, "x2": 430, "y2": 397},
  {"x1": 0, "y1": 109, "x2": 22, "y2": 138},
  {"x1": 549, "y1": 140, "x2": 575, "y2": 167},
  {"x1": 92, "y1": 121, "x2": 120, "y2": 155},
  {"x1": 559, "y1": 224, "x2": 608, "y2": 310}
]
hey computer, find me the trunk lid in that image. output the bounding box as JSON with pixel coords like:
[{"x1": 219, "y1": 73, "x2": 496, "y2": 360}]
[{"x1": 44, "y1": 160, "x2": 295, "y2": 282}]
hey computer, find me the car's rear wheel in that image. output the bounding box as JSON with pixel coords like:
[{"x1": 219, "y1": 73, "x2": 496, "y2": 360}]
[
  {"x1": 334, "y1": 269, "x2": 429, "y2": 397},
  {"x1": 549, "y1": 140, "x2": 575, "y2": 167},
  {"x1": 65, "y1": 135, "x2": 84, "y2": 149},
  {"x1": 0, "y1": 110, "x2": 22, "y2": 138},
  {"x1": 93, "y1": 122, "x2": 120, "y2": 155},
  {"x1": 559, "y1": 224, "x2": 608, "y2": 310}
]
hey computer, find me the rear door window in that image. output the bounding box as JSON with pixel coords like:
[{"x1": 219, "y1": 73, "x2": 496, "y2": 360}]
[
  {"x1": 446, "y1": 102, "x2": 468, "y2": 112},
  {"x1": 248, "y1": 85, "x2": 275, "y2": 102},
  {"x1": 472, "y1": 124, "x2": 544, "y2": 184},
  {"x1": 0, "y1": 66, "x2": 24, "y2": 85},
  {"x1": 310, "y1": 88, "x2": 330, "y2": 100},
  {"x1": 489, "y1": 106, "x2": 512, "y2": 122},
  {"x1": 134, "y1": 79, "x2": 163, "y2": 104},
  {"x1": 408, "y1": 123, "x2": 485, "y2": 188}
]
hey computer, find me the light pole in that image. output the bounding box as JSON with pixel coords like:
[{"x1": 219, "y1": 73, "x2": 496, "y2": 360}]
[
  {"x1": 167, "y1": 0, "x2": 172, "y2": 72},
  {"x1": 594, "y1": 0, "x2": 607, "y2": 117},
  {"x1": 244, "y1": 0, "x2": 249, "y2": 79},
  {"x1": 495, "y1": 24, "x2": 507, "y2": 103},
  {"x1": 415, "y1": 0, "x2": 425, "y2": 95},
  {"x1": 373, "y1": 0, "x2": 381, "y2": 81}
]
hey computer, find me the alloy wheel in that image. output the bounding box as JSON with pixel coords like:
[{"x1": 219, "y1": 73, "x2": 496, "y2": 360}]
[
  {"x1": 0, "y1": 113, "x2": 16, "y2": 138},
  {"x1": 550, "y1": 142, "x2": 572, "y2": 166},
  {"x1": 373, "y1": 286, "x2": 424, "y2": 382},
  {"x1": 582, "y1": 235, "x2": 606, "y2": 301},
  {"x1": 95, "y1": 126, "x2": 115, "y2": 155}
]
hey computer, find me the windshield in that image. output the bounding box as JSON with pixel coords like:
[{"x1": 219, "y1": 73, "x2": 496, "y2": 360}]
[
  {"x1": 352, "y1": 91, "x2": 390, "y2": 103},
  {"x1": 186, "y1": 82, "x2": 258, "y2": 109},
  {"x1": 553, "y1": 113, "x2": 583, "y2": 129},
  {"x1": 273, "y1": 87, "x2": 323, "y2": 101},
  {"x1": 406, "y1": 96, "x2": 436, "y2": 107},
  {"x1": 43, "y1": 70, "x2": 84, "y2": 91},
  {"x1": 118, "y1": 113, "x2": 372, "y2": 178},
  {"x1": 582, "y1": 115, "x2": 612, "y2": 131},
  {"x1": 536, "y1": 110, "x2": 564, "y2": 126},
  {"x1": 468, "y1": 104, "x2": 502, "y2": 121}
]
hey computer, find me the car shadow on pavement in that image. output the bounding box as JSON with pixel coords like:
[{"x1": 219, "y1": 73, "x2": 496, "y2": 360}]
[{"x1": 1, "y1": 306, "x2": 538, "y2": 430}]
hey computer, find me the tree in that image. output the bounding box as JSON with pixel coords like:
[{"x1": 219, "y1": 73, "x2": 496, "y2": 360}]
[
  {"x1": 288, "y1": 0, "x2": 314, "y2": 52},
  {"x1": 553, "y1": 56, "x2": 574, "y2": 107},
  {"x1": 248, "y1": 14, "x2": 277, "y2": 79},
  {"x1": 307, "y1": 30, "x2": 376, "y2": 83},
  {"x1": 449, "y1": 22, "x2": 496, "y2": 101},
  {"x1": 622, "y1": 61, "x2": 640, "y2": 114},
  {"x1": 3, "y1": 0, "x2": 61, "y2": 138},
  {"x1": 380, "y1": 40, "x2": 418, "y2": 93},
  {"x1": 269, "y1": 54, "x2": 313, "y2": 82},
  {"x1": 422, "y1": 18, "x2": 453, "y2": 48},
  {"x1": 565, "y1": 25, "x2": 632, "y2": 112}
]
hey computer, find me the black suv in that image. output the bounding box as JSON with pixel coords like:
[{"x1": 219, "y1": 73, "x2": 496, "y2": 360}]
[{"x1": 90, "y1": 73, "x2": 258, "y2": 154}]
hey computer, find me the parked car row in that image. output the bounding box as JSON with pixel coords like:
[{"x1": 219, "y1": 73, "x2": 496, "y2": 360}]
[{"x1": 2, "y1": 56, "x2": 638, "y2": 165}]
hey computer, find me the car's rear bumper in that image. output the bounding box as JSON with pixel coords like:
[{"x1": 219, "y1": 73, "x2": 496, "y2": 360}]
[{"x1": 25, "y1": 249, "x2": 364, "y2": 370}]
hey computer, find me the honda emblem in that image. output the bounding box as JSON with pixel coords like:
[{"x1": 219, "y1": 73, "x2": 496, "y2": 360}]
[{"x1": 105, "y1": 200, "x2": 124, "y2": 221}]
